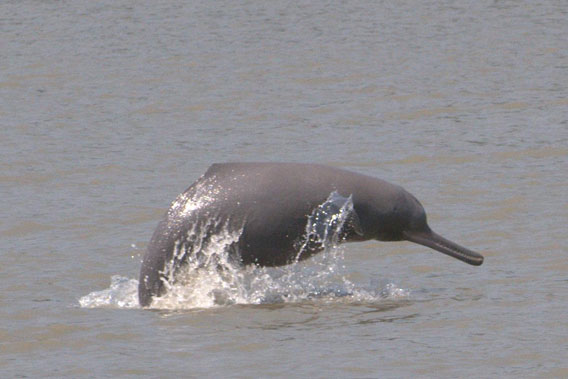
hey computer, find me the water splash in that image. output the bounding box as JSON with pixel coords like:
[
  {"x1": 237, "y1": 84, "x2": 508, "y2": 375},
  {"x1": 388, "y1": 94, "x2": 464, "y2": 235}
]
[
  {"x1": 79, "y1": 275, "x2": 139, "y2": 309},
  {"x1": 79, "y1": 192, "x2": 409, "y2": 310},
  {"x1": 78, "y1": 263, "x2": 409, "y2": 310}
]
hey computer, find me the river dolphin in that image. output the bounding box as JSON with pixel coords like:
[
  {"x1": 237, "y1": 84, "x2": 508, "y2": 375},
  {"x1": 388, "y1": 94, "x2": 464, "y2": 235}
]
[{"x1": 139, "y1": 162, "x2": 484, "y2": 306}]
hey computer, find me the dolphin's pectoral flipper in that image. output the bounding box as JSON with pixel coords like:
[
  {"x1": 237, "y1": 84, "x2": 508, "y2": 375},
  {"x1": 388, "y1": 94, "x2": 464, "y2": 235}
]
[
  {"x1": 327, "y1": 191, "x2": 363, "y2": 238},
  {"x1": 345, "y1": 208, "x2": 363, "y2": 237},
  {"x1": 307, "y1": 191, "x2": 362, "y2": 246}
]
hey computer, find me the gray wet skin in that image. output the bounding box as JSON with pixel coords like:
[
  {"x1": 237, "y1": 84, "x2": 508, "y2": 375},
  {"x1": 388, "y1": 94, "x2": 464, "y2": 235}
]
[{"x1": 139, "y1": 162, "x2": 484, "y2": 307}]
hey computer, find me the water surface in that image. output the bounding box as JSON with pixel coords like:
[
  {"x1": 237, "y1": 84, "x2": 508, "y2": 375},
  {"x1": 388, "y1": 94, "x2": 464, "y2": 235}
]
[{"x1": 1, "y1": 0, "x2": 567, "y2": 377}]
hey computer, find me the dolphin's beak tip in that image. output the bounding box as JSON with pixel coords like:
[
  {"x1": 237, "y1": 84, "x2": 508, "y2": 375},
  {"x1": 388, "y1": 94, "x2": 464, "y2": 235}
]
[{"x1": 474, "y1": 255, "x2": 484, "y2": 266}]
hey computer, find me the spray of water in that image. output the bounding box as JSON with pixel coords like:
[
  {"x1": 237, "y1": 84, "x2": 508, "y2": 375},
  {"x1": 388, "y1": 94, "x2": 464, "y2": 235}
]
[{"x1": 79, "y1": 192, "x2": 409, "y2": 310}]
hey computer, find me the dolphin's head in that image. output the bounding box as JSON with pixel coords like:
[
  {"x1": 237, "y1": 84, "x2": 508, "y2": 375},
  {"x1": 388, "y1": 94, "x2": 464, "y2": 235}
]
[{"x1": 397, "y1": 191, "x2": 484, "y2": 266}]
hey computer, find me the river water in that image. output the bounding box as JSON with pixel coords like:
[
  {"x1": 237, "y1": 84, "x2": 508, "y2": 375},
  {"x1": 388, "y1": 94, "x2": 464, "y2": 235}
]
[{"x1": 1, "y1": 0, "x2": 567, "y2": 377}]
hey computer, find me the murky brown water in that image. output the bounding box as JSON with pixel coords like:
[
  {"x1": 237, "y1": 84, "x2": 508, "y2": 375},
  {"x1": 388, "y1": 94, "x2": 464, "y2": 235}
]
[{"x1": 1, "y1": 0, "x2": 567, "y2": 377}]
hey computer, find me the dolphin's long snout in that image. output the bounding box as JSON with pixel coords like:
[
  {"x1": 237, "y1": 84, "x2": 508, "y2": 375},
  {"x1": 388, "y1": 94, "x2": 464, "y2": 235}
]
[{"x1": 402, "y1": 230, "x2": 484, "y2": 266}]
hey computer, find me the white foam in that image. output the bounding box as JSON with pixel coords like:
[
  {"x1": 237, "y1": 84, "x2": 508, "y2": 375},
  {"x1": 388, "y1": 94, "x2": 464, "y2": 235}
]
[
  {"x1": 78, "y1": 275, "x2": 140, "y2": 309},
  {"x1": 78, "y1": 261, "x2": 409, "y2": 310}
]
